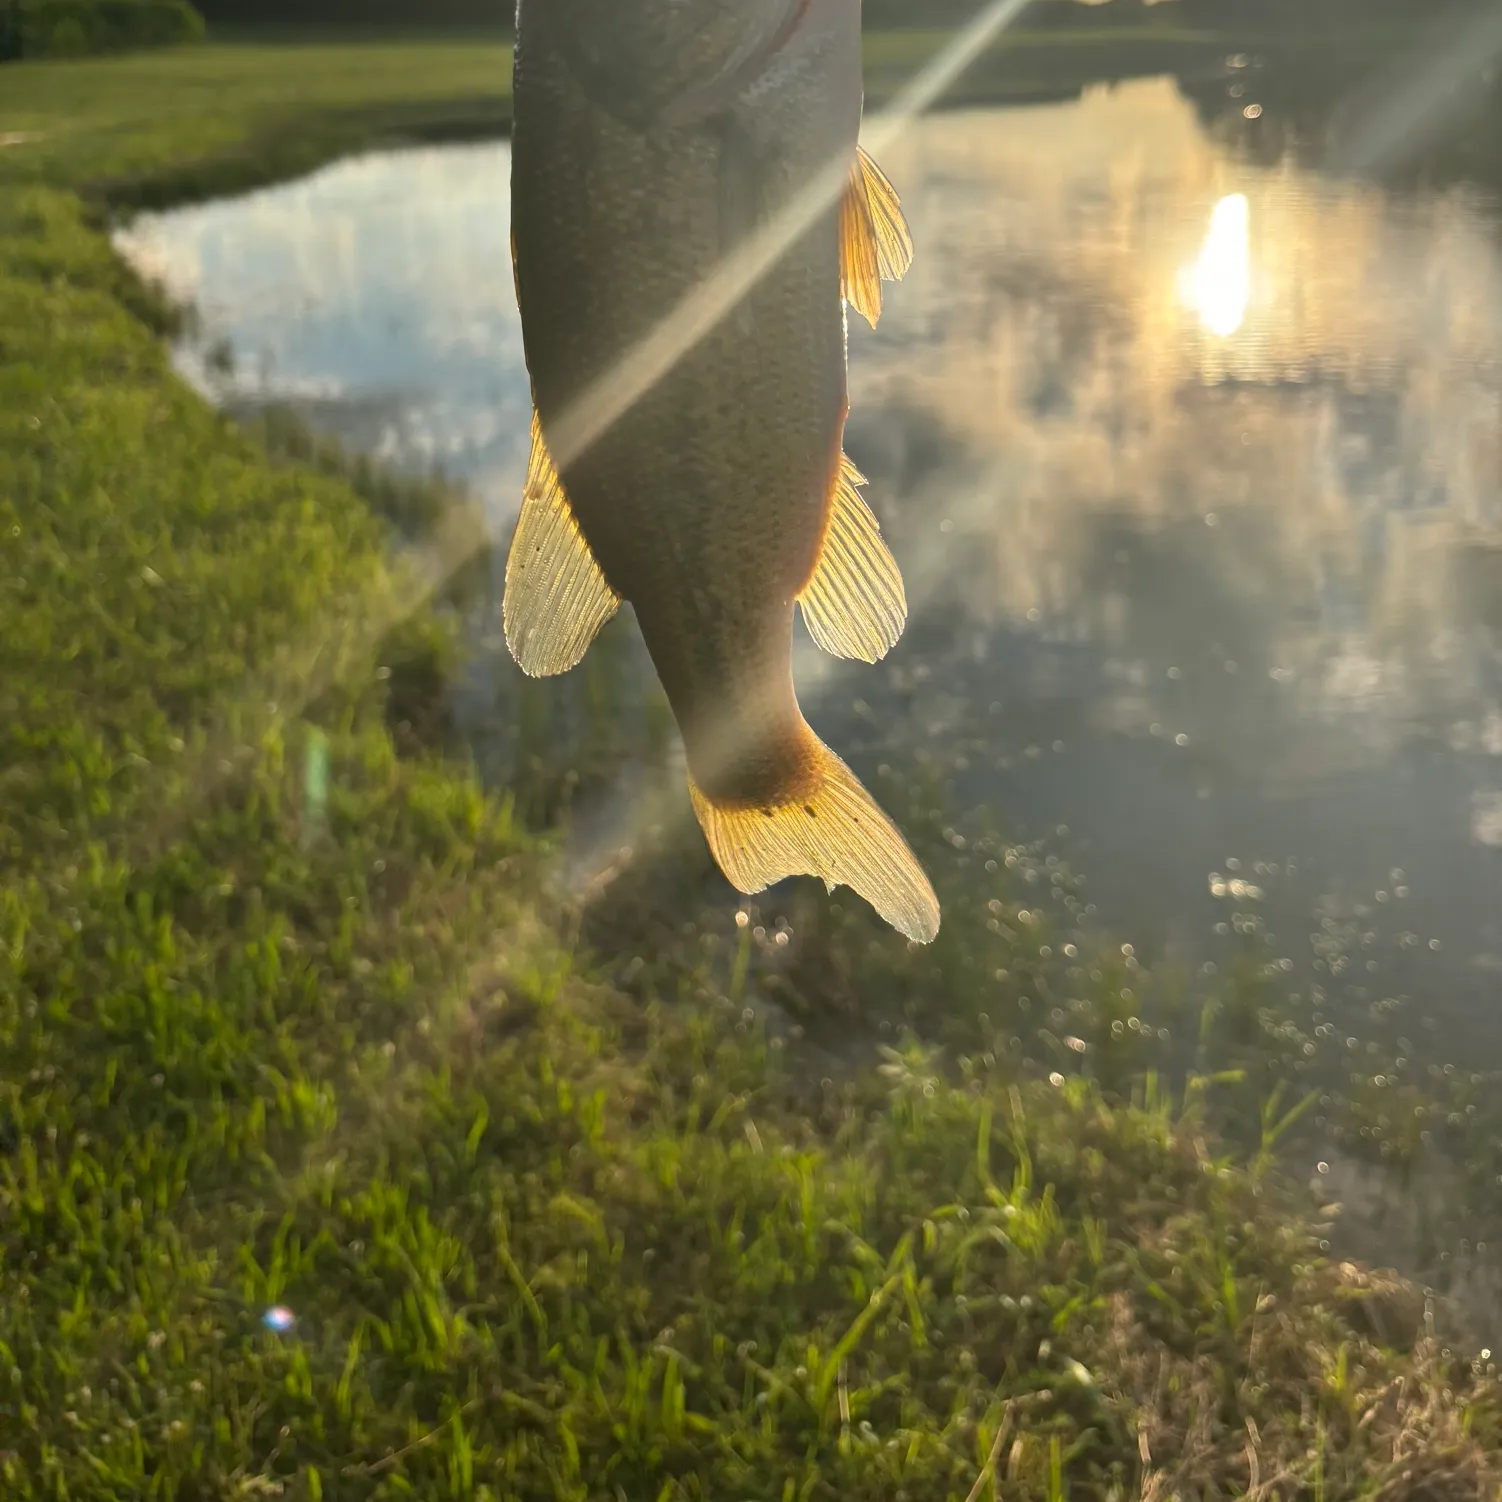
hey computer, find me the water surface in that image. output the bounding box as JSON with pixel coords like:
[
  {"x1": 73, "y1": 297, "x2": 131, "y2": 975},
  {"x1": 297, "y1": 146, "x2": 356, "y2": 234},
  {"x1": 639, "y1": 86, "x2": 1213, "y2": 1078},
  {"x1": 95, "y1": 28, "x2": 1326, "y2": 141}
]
[{"x1": 114, "y1": 75, "x2": 1502, "y2": 1064}]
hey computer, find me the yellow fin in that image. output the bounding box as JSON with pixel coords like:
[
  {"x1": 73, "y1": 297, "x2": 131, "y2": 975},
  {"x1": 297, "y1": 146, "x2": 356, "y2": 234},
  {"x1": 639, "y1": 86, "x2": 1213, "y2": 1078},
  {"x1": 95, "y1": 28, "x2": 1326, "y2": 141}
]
[
  {"x1": 840, "y1": 145, "x2": 915, "y2": 329},
  {"x1": 503, "y1": 413, "x2": 620, "y2": 678},
  {"x1": 798, "y1": 454, "x2": 907, "y2": 663},
  {"x1": 688, "y1": 734, "x2": 940, "y2": 943}
]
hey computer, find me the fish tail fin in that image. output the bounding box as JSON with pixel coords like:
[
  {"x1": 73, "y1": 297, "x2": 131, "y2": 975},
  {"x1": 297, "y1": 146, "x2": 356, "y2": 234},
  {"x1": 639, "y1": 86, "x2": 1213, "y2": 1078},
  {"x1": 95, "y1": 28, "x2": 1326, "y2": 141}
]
[{"x1": 686, "y1": 731, "x2": 940, "y2": 944}]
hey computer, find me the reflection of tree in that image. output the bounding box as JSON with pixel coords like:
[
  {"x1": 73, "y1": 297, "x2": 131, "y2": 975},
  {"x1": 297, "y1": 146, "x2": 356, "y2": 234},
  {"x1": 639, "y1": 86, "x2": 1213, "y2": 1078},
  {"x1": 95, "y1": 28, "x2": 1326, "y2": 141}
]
[
  {"x1": 1156, "y1": 0, "x2": 1472, "y2": 28},
  {"x1": 868, "y1": 0, "x2": 1502, "y2": 200},
  {"x1": 866, "y1": 0, "x2": 1468, "y2": 32},
  {"x1": 1174, "y1": 17, "x2": 1502, "y2": 194},
  {"x1": 1177, "y1": 63, "x2": 1339, "y2": 170}
]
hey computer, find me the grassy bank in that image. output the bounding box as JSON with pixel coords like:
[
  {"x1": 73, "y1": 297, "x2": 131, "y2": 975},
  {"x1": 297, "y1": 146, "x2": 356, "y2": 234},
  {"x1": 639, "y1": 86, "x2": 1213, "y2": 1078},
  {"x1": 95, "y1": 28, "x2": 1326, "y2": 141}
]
[
  {"x1": 0, "y1": 41, "x2": 514, "y2": 206},
  {"x1": 3, "y1": 35, "x2": 1502, "y2": 1500}
]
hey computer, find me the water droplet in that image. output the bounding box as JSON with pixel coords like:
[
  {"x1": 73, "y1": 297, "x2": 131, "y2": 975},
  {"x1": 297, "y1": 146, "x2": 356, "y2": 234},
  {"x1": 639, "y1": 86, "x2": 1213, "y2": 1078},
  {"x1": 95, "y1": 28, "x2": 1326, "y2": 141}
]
[{"x1": 262, "y1": 1306, "x2": 295, "y2": 1333}]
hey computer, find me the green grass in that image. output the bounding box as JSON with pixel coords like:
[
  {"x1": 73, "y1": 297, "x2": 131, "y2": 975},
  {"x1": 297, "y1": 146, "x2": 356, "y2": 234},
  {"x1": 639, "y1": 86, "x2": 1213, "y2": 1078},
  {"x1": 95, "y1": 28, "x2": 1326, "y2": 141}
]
[
  {"x1": 2, "y1": 33, "x2": 1502, "y2": 1499},
  {"x1": 0, "y1": 42, "x2": 514, "y2": 204}
]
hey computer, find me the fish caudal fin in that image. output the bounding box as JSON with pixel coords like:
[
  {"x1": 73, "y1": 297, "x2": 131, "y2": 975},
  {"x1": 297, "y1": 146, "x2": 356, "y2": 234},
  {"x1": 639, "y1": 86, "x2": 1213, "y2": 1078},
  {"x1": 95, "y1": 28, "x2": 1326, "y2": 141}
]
[
  {"x1": 504, "y1": 412, "x2": 621, "y2": 677},
  {"x1": 798, "y1": 454, "x2": 907, "y2": 662},
  {"x1": 840, "y1": 145, "x2": 915, "y2": 329},
  {"x1": 687, "y1": 734, "x2": 940, "y2": 944}
]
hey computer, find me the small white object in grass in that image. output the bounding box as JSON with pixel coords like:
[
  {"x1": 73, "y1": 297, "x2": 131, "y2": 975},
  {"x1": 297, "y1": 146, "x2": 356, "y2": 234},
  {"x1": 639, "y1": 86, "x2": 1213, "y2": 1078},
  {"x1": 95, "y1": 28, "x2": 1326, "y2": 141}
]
[{"x1": 262, "y1": 1306, "x2": 296, "y2": 1333}]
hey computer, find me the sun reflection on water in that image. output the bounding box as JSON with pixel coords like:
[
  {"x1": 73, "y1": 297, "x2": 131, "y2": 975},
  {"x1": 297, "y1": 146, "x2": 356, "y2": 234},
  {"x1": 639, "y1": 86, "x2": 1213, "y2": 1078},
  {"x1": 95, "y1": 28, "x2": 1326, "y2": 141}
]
[{"x1": 1183, "y1": 192, "x2": 1251, "y2": 337}]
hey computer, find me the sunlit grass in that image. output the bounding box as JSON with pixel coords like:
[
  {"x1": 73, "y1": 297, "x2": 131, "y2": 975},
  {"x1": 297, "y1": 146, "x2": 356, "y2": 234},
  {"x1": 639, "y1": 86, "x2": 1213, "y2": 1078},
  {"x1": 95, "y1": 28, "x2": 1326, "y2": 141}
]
[
  {"x1": 4, "y1": 717, "x2": 1498, "y2": 1493},
  {"x1": 3, "y1": 27, "x2": 1502, "y2": 1497},
  {"x1": 0, "y1": 42, "x2": 514, "y2": 201}
]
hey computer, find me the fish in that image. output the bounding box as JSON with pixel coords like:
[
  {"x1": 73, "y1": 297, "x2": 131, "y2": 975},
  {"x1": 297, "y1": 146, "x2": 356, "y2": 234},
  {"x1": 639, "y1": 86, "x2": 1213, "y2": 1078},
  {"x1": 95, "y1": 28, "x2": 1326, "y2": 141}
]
[{"x1": 505, "y1": 0, "x2": 940, "y2": 944}]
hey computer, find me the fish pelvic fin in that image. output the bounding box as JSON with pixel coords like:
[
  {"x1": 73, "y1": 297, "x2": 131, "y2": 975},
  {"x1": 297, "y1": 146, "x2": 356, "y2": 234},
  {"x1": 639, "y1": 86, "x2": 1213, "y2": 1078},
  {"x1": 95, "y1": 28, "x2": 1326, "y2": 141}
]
[
  {"x1": 798, "y1": 453, "x2": 907, "y2": 663},
  {"x1": 503, "y1": 411, "x2": 621, "y2": 678},
  {"x1": 687, "y1": 733, "x2": 940, "y2": 944},
  {"x1": 840, "y1": 145, "x2": 915, "y2": 330}
]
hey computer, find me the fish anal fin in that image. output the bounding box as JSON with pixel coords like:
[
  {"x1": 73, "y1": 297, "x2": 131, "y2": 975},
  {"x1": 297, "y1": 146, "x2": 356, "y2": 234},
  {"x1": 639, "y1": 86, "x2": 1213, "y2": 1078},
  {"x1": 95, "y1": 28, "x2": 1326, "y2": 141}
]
[
  {"x1": 687, "y1": 732, "x2": 940, "y2": 944},
  {"x1": 798, "y1": 454, "x2": 907, "y2": 663},
  {"x1": 840, "y1": 144, "x2": 915, "y2": 329},
  {"x1": 503, "y1": 413, "x2": 620, "y2": 678}
]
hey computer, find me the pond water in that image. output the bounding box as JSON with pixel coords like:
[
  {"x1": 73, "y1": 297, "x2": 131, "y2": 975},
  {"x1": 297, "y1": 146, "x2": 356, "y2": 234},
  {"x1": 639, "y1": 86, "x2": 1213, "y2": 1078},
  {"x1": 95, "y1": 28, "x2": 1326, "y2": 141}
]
[{"x1": 114, "y1": 69, "x2": 1502, "y2": 1071}]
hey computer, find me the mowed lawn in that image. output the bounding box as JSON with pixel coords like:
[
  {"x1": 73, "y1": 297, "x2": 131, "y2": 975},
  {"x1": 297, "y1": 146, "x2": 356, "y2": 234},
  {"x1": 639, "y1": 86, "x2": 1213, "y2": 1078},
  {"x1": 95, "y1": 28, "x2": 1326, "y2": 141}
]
[
  {"x1": 0, "y1": 40, "x2": 514, "y2": 202},
  {"x1": 1, "y1": 33, "x2": 1501, "y2": 1502}
]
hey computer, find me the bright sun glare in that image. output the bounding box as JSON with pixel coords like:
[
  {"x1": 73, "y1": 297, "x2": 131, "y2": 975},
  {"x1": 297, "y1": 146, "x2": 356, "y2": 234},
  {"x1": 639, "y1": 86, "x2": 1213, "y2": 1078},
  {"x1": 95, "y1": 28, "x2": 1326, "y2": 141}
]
[{"x1": 1183, "y1": 192, "x2": 1251, "y2": 338}]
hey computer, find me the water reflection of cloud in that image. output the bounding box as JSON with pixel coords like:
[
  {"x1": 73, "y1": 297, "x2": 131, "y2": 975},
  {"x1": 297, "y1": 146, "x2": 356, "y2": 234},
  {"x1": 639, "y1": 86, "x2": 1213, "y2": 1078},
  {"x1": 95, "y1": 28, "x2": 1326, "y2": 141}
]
[
  {"x1": 114, "y1": 142, "x2": 532, "y2": 516},
  {"x1": 849, "y1": 76, "x2": 1502, "y2": 790},
  {"x1": 110, "y1": 84, "x2": 1502, "y2": 1024}
]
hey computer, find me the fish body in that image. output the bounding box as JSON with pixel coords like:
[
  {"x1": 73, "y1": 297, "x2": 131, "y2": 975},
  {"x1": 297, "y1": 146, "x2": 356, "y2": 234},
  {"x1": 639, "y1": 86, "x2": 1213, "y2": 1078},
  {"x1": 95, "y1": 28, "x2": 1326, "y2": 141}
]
[{"x1": 507, "y1": 0, "x2": 939, "y2": 943}]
